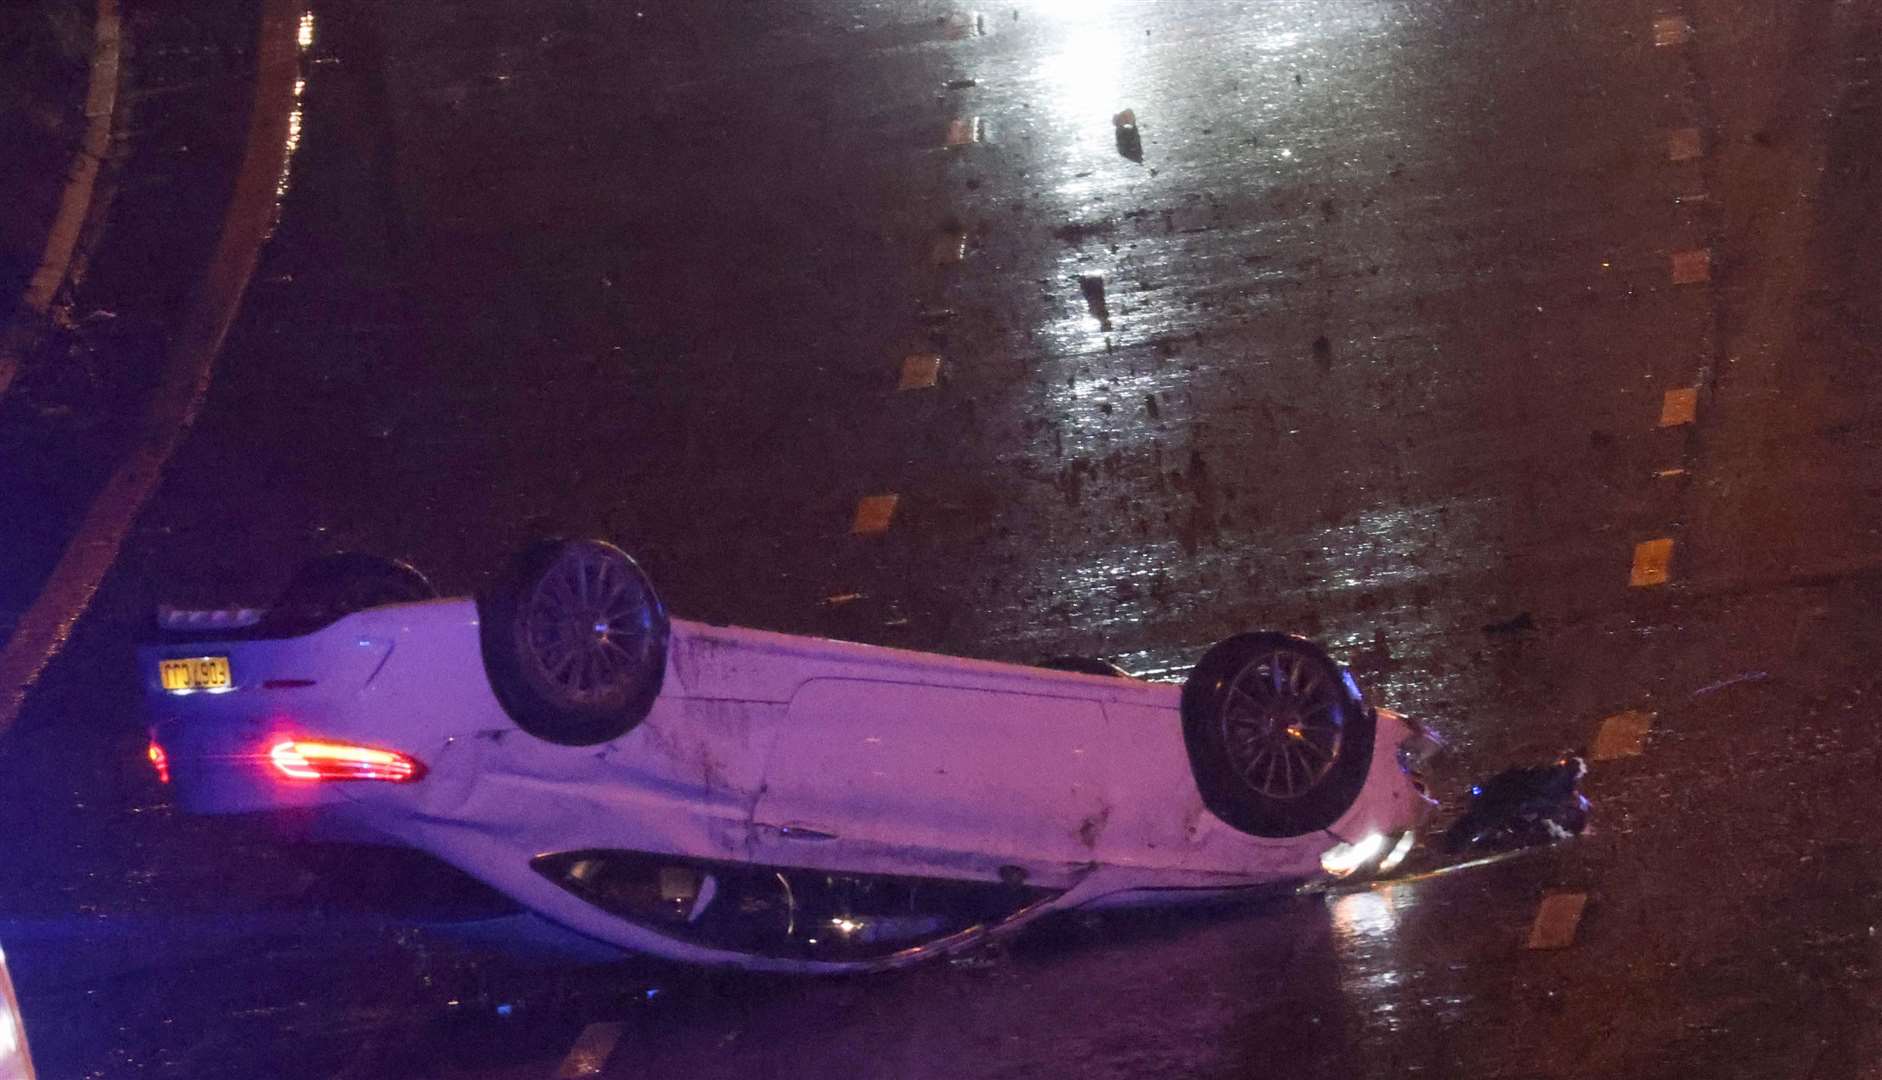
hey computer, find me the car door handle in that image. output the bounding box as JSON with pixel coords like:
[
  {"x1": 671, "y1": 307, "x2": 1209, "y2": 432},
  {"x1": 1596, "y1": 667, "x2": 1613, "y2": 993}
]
[{"x1": 762, "y1": 823, "x2": 839, "y2": 841}]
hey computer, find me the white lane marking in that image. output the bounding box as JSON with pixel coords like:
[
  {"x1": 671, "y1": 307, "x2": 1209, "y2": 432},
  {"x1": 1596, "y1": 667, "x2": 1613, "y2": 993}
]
[
  {"x1": 554, "y1": 1021, "x2": 627, "y2": 1079},
  {"x1": 0, "y1": 0, "x2": 122, "y2": 401},
  {"x1": 1526, "y1": 892, "x2": 1588, "y2": 949},
  {"x1": 0, "y1": 0, "x2": 304, "y2": 738}
]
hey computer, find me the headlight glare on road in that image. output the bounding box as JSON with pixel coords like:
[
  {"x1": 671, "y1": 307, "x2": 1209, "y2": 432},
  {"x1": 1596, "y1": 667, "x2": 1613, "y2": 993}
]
[
  {"x1": 1320, "y1": 832, "x2": 1387, "y2": 877},
  {"x1": 1378, "y1": 831, "x2": 1416, "y2": 873},
  {"x1": 1396, "y1": 728, "x2": 1444, "y2": 775},
  {"x1": 0, "y1": 943, "x2": 35, "y2": 1080}
]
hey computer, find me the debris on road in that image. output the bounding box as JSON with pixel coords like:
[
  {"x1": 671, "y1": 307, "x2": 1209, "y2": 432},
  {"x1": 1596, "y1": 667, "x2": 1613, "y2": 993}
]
[
  {"x1": 1691, "y1": 670, "x2": 1770, "y2": 697},
  {"x1": 1112, "y1": 108, "x2": 1143, "y2": 162},
  {"x1": 1078, "y1": 273, "x2": 1110, "y2": 328},
  {"x1": 1052, "y1": 218, "x2": 1116, "y2": 245},
  {"x1": 1443, "y1": 755, "x2": 1590, "y2": 854},
  {"x1": 1481, "y1": 611, "x2": 1537, "y2": 635}
]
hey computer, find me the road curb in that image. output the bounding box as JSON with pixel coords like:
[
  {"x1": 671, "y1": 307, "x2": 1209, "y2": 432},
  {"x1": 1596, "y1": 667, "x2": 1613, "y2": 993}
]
[
  {"x1": 0, "y1": 0, "x2": 122, "y2": 403},
  {"x1": 0, "y1": 0, "x2": 305, "y2": 737}
]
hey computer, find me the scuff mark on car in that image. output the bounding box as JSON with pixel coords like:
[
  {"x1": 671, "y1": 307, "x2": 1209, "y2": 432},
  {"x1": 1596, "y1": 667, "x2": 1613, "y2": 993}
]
[
  {"x1": 627, "y1": 713, "x2": 678, "y2": 760},
  {"x1": 1182, "y1": 797, "x2": 1206, "y2": 840},
  {"x1": 1077, "y1": 805, "x2": 1113, "y2": 848},
  {"x1": 665, "y1": 629, "x2": 783, "y2": 703},
  {"x1": 666, "y1": 631, "x2": 702, "y2": 695}
]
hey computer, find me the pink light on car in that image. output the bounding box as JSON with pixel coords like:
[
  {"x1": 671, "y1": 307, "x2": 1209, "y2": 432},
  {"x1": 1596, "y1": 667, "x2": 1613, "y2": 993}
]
[{"x1": 268, "y1": 738, "x2": 425, "y2": 783}]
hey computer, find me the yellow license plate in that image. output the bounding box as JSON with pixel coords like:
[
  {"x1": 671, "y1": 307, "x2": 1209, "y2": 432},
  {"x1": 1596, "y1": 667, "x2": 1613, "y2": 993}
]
[{"x1": 159, "y1": 656, "x2": 232, "y2": 693}]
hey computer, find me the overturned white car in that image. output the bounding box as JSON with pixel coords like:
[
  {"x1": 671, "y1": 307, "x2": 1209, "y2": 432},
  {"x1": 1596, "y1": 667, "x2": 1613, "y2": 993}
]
[{"x1": 141, "y1": 540, "x2": 1438, "y2": 973}]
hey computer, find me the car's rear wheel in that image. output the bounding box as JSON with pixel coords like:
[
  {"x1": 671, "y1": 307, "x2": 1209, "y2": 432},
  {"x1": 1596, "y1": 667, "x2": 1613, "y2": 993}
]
[
  {"x1": 1179, "y1": 633, "x2": 1376, "y2": 838},
  {"x1": 478, "y1": 539, "x2": 669, "y2": 746},
  {"x1": 266, "y1": 552, "x2": 436, "y2": 633}
]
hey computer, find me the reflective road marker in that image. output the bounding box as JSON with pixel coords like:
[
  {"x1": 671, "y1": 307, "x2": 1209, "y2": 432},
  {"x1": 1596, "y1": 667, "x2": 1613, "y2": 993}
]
[
  {"x1": 1658, "y1": 387, "x2": 1698, "y2": 427},
  {"x1": 853, "y1": 494, "x2": 900, "y2": 535},
  {"x1": 1671, "y1": 248, "x2": 1711, "y2": 285},
  {"x1": 1630, "y1": 538, "x2": 1675, "y2": 587},
  {"x1": 554, "y1": 1022, "x2": 626, "y2": 1079},
  {"x1": 1591, "y1": 709, "x2": 1655, "y2": 760},
  {"x1": 899, "y1": 352, "x2": 942, "y2": 390},
  {"x1": 1526, "y1": 892, "x2": 1589, "y2": 950}
]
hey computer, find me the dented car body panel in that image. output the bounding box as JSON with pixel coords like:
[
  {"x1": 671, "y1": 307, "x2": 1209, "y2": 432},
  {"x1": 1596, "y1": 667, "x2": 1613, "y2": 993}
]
[{"x1": 143, "y1": 597, "x2": 1437, "y2": 973}]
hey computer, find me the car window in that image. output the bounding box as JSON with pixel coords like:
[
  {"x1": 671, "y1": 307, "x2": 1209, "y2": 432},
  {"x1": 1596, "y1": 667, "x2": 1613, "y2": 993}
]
[{"x1": 533, "y1": 849, "x2": 1056, "y2": 963}]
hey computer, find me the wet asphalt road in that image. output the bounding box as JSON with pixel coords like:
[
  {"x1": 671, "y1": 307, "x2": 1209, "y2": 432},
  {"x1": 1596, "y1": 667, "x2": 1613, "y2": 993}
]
[{"x1": 5, "y1": 0, "x2": 1882, "y2": 1076}]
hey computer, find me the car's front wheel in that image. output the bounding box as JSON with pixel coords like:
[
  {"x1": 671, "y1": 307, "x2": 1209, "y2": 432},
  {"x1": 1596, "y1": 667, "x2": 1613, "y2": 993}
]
[
  {"x1": 478, "y1": 539, "x2": 669, "y2": 746},
  {"x1": 1179, "y1": 633, "x2": 1376, "y2": 838}
]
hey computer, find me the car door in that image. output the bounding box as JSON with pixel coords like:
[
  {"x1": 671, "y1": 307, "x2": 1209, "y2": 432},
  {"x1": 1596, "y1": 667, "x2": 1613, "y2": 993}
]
[
  {"x1": 749, "y1": 678, "x2": 1110, "y2": 884},
  {"x1": 1094, "y1": 700, "x2": 1218, "y2": 868}
]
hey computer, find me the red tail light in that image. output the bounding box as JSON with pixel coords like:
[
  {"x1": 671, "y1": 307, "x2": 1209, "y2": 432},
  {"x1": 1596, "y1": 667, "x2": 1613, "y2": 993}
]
[
  {"x1": 148, "y1": 740, "x2": 171, "y2": 784},
  {"x1": 268, "y1": 739, "x2": 426, "y2": 783}
]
